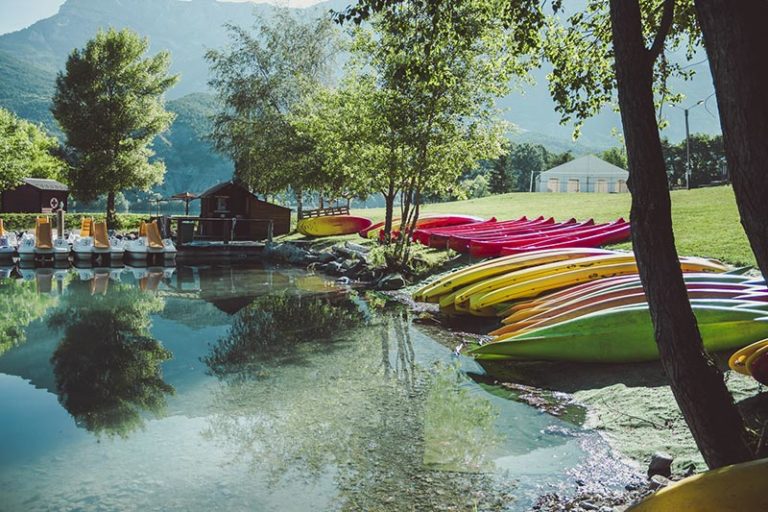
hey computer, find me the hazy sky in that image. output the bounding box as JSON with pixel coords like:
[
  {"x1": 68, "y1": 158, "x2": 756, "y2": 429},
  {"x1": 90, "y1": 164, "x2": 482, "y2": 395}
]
[{"x1": 0, "y1": 0, "x2": 325, "y2": 35}]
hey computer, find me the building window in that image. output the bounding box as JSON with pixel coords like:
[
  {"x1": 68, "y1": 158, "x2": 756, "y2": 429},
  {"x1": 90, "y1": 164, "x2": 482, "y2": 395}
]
[
  {"x1": 567, "y1": 178, "x2": 580, "y2": 192},
  {"x1": 547, "y1": 178, "x2": 559, "y2": 192},
  {"x1": 596, "y1": 179, "x2": 608, "y2": 193},
  {"x1": 216, "y1": 197, "x2": 228, "y2": 211}
]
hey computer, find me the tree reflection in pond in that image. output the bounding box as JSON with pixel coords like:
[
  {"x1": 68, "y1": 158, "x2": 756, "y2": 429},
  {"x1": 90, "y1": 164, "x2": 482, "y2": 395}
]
[
  {"x1": 204, "y1": 304, "x2": 513, "y2": 511},
  {"x1": 203, "y1": 292, "x2": 367, "y2": 378},
  {"x1": 0, "y1": 278, "x2": 56, "y2": 356},
  {"x1": 49, "y1": 283, "x2": 174, "y2": 438}
]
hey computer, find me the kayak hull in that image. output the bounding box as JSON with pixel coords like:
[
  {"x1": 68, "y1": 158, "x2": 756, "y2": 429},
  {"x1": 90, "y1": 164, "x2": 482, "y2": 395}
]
[
  {"x1": 627, "y1": 457, "x2": 768, "y2": 512},
  {"x1": 469, "y1": 304, "x2": 768, "y2": 363},
  {"x1": 299, "y1": 215, "x2": 373, "y2": 237}
]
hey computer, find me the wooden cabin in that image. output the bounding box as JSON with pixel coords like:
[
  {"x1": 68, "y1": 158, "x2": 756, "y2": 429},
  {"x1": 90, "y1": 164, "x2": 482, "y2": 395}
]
[
  {"x1": 1, "y1": 178, "x2": 69, "y2": 213},
  {"x1": 198, "y1": 181, "x2": 291, "y2": 240}
]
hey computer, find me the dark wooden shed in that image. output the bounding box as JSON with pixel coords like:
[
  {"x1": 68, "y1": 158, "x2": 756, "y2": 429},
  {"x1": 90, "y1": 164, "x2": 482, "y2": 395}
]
[
  {"x1": 1, "y1": 178, "x2": 69, "y2": 214},
  {"x1": 198, "y1": 181, "x2": 291, "y2": 240}
]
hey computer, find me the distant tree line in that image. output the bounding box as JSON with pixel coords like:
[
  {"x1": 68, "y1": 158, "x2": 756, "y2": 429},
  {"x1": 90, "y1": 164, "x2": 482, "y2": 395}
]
[{"x1": 600, "y1": 133, "x2": 727, "y2": 189}]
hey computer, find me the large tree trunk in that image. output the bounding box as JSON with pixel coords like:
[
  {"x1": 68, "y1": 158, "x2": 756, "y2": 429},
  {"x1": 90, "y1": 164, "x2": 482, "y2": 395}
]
[
  {"x1": 694, "y1": 0, "x2": 768, "y2": 281},
  {"x1": 609, "y1": 0, "x2": 752, "y2": 469},
  {"x1": 106, "y1": 191, "x2": 116, "y2": 230}
]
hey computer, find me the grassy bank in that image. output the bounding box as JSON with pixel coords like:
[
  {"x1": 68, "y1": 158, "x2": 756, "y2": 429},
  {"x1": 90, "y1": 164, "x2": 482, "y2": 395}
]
[{"x1": 353, "y1": 186, "x2": 755, "y2": 266}]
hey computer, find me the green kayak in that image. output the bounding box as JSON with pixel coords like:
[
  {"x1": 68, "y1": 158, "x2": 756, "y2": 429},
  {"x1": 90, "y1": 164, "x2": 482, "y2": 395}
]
[{"x1": 469, "y1": 300, "x2": 768, "y2": 363}]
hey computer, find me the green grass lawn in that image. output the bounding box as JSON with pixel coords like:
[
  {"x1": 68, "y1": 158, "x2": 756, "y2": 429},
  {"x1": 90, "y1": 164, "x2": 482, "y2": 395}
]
[{"x1": 353, "y1": 186, "x2": 755, "y2": 267}]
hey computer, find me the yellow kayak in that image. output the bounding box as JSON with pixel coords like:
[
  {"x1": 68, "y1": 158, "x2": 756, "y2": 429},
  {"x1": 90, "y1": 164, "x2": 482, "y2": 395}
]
[
  {"x1": 729, "y1": 338, "x2": 768, "y2": 375},
  {"x1": 414, "y1": 248, "x2": 615, "y2": 302},
  {"x1": 628, "y1": 457, "x2": 768, "y2": 511},
  {"x1": 468, "y1": 257, "x2": 727, "y2": 313},
  {"x1": 455, "y1": 254, "x2": 637, "y2": 308},
  {"x1": 297, "y1": 215, "x2": 373, "y2": 237}
]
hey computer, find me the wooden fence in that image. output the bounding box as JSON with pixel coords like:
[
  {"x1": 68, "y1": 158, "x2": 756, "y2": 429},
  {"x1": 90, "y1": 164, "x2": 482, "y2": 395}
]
[{"x1": 298, "y1": 206, "x2": 350, "y2": 220}]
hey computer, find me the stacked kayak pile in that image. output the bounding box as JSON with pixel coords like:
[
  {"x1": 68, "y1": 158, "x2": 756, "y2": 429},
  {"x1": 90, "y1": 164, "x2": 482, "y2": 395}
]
[
  {"x1": 414, "y1": 248, "x2": 768, "y2": 363},
  {"x1": 412, "y1": 215, "x2": 630, "y2": 257},
  {"x1": 359, "y1": 214, "x2": 484, "y2": 240}
]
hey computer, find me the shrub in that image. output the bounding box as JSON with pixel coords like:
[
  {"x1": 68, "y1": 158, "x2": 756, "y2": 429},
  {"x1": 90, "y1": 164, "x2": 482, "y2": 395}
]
[{"x1": 0, "y1": 212, "x2": 147, "y2": 233}]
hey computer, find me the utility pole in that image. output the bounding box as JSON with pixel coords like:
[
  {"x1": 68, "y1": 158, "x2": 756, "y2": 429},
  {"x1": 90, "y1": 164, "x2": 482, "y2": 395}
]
[
  {"x1": 684, "y1": 107, "x2": 691, "y2": 190},
  {"x1": 529, "y1": 170, "x2": 536, "y2": 192},
  {"x1": 673, "y1": 93, "x2": 713, "y2": 189}
]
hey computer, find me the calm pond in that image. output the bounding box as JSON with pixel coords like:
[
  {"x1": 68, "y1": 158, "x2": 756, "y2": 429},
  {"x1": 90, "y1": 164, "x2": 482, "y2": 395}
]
[{"x1": 0, "y1": 264, "x2": 631, "y2": 511}]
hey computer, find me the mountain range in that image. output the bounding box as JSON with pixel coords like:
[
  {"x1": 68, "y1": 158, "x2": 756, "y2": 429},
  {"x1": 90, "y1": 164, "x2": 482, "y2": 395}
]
[{"x1": 0, "y1": 0, "x2": 723, "y2": 198}]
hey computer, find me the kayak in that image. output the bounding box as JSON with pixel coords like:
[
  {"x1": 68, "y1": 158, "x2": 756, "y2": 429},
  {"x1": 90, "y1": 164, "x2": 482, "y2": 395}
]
[
  {"x1": 360, "y1": 214, "x2": 484, "y2": 239},
  {"x1": 469, "y1": 302, "x2": 768, "y2": 362},
  {"x1": 492, "y1": 288, "x2": 760, "y2": 337},
  {"x1": 469, "y1": 219, "x2": 622, "y2": 258},
  {"x1": 413, "y1": 217, "x2": 504, "y2": 245},
  {"x1": 498, "y1": 273, "x2": 756, "y2": 320},
  {"x1": 298, "y1": 215, "x2": 373, "y2": 237},
  {"x1": 446, "y1": 217, "x2": 557, "y2": 252},
  {"x1": 466, "y1": 256, "x2": 728, "y2": 313},
  {"x1": 627, "y1": 457, "x2": 768, "y2": 512},
  {"x1": 499, "y1": 222, "x2": 632, "y2": 255},
  {"x1": 413, "y1": 248, "x2": 617, "y2": 302}
]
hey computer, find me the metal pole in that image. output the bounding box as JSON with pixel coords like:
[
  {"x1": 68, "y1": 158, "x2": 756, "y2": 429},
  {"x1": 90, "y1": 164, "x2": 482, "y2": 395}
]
[
  {"x1": 529, "y1": 170, "x2": 535, "y2": 192},
  {"x1": 56, "y1": 209, "x2": 64, "y2": 239},
  {"x1": 685, "y1": 108, "x2": 691, "y2": 190}
]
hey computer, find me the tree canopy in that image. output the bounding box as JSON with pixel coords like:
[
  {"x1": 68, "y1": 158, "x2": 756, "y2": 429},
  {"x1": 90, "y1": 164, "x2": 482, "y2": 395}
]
[
  {"x1": 0, "y1": 107, "x2": 65, "y2": 191},
  {"x1": 206, "y1": 11, "x2": 339, "y2": 211},
  {"x1": 52, "y1": 28, "x2": 178, "y2": 226}
]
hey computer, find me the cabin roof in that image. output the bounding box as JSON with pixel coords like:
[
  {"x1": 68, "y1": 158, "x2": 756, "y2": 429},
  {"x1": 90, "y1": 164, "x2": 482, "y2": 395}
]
[
  {"x1": 21, "y1": 178, "x2": 69, "y2": 191},
  {"x1": 199, "y1": 181, "x2": 238, "y2": 197}
]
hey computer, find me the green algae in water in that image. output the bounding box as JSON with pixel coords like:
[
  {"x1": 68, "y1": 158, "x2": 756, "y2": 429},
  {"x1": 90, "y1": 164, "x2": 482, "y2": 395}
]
[
  {"x1": 574, "y1": 372, "x2": 765, "y2": 473},
  {"x1": 423, "y1": 364, "x2": 503, "y2": 472}
]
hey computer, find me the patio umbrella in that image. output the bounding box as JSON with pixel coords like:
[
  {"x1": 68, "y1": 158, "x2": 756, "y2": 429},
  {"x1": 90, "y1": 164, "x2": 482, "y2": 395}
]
[{"x1": 171, "y1": 192, "x2": 198, "y2": 216}]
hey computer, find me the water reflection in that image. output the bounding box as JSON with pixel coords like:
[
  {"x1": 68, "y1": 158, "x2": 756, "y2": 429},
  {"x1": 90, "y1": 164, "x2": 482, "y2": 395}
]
[
  {"x1": 48, "y1": 282, "x2": 173, "y2": 438},
  {"x1": 203, "y1": 308, "x2": 513, "y2": 510},
  {"x1": 0, "y1": 265, "x2": 626, "y2": 511},
  {"x1": 204, "y1": 292, "x2": 366, "y2": 378},
  {"x1": 0, "y1": 278, "x2": 56, "y2": 356}
]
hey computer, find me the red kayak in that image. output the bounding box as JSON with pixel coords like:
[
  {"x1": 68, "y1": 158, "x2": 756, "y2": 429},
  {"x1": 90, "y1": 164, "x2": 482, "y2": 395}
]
[
  {"x1": 359, "y1": 214, "x2": 484, "y2": 239},
  {"x1": 447, "y1": 217, "x2": 558, "y2": 252},
  {"x1": 423, "y1": 216, "x2": 533, "y2": 247},
  {"x1": 413, "y1": 217, "x2": 502, "y2": 245},
  {"x1": 469, "y1": 219, "x2": 625, "y2": 259},
  {"x1": 499, "y1": 221, "x2": 631, "y2": 256},
  {"x1": 463, "y1": 218, "x2": 587, "y2": 245}
]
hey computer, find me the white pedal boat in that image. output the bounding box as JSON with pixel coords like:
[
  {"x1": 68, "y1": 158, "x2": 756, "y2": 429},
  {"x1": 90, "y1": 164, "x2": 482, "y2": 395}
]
[{"x1": 126, "y1": 221, "x2": 176, "y2": 261}]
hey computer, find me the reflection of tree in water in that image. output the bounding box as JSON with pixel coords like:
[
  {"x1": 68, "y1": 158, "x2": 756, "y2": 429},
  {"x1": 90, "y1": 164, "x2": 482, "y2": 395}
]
[
  {"x1": 0, "y1": 279, "x2": 56, "y2": 356},
  {"x1": 204, "y1": 304, "x2": 512, "y2": 511},
  {"x1": 49, "y1": 283, "x2": 174, "y2": 438},
  {"x1": 203, "y1": 292, "x2": 366, "y2": 378}
]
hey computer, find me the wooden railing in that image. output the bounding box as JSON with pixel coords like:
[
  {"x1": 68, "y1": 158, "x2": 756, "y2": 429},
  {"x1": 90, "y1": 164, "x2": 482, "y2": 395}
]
[
  {"x1": 169, "y1": 216, "x2": 274, "y2": 247},
  {"x1": 298, "y1": 206, "x2": 350, "y2": 220}
]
